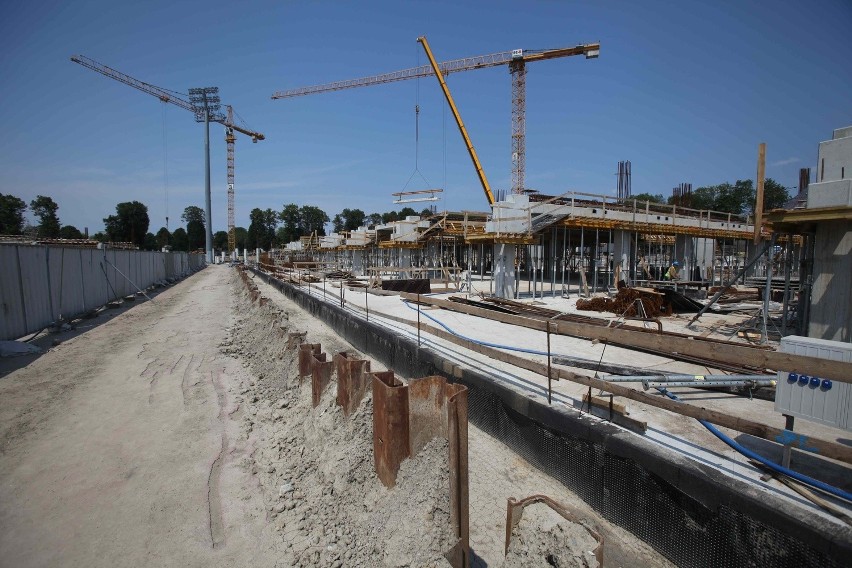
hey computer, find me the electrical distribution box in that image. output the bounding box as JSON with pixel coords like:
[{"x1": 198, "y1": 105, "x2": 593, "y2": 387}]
[{"x1": 775, "y1": 335, "x2": 852, "y2": 431}]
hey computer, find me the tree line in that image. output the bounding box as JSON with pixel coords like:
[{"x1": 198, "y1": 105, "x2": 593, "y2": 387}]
[
  {"x1": 245, "y1": 204, "x2": 433, "y2": 251},
  {"x1": 7, "y1": 179, "x2": 786, "y2": 252},
  {"x1": 0, "y1": 193, "x2": 434, "y2": 253},
  {"x1": 631, "y1": 178, "x2": 791, "y2": 214}
]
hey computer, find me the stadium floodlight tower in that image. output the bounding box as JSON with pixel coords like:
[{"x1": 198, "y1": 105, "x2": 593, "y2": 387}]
[{"x1": 188, "y1": 87, "x2": 220, "y2": 264}]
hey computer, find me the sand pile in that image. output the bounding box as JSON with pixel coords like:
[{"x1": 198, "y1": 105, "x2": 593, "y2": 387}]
[{"x1": 222, "y1": 273, "x2": 454, "y2": 567}]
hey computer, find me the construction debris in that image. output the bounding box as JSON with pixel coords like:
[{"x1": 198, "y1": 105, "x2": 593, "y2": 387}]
[{"x1": 577, "y1": 287, "x2": 664, "y2": 318}]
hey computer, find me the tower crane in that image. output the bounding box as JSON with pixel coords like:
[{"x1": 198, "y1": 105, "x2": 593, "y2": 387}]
[
  {"x1": 272, "y1": 40, "x2": 599, "y2": 204},
  {"x1": 71, "y1": 55, "x2": 265, "y2": 254}
]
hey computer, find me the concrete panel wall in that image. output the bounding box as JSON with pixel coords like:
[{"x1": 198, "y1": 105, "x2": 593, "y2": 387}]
[{"x1": 0, "y1": 245, "x2": 205, "y2": 341}]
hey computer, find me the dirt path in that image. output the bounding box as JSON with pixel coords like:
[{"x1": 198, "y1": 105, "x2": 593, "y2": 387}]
[{"x1": 0, "y1": 266, "x2": 280, "y2": 568}]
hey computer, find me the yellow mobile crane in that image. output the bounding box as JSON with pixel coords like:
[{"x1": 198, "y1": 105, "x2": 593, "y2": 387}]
[
  {"x1": 71, "y1": 55, "x2": 265, "y2": 254},
  {"x1": 417, "y1": 36, "x2": 494, "y2": 205},
  {"x1": 272, "y1": 39, "x2": 599, "y2": 205}
]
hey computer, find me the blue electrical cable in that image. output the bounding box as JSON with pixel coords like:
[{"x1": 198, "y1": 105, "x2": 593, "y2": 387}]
[
  {"x1": 657, "y1": 387, "x2": 852, "y2": 503},
  {"x1": 404, "y1": 300, "x2": 852, "y2": 504}
]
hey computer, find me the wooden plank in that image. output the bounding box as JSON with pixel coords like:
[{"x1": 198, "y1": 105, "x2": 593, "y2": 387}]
[
  {"x1": 583, "y1": 393, "x2": 627, "y2": 414},
  {"x1": 398, "y1": 292, "x2": 852, "y2": 384},
  {"x1": 754, "y1": 142, "x2": 766, "y2": 245}
]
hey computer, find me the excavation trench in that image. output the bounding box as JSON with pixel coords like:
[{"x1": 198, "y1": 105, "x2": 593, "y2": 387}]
[{"x1": 245, "y1": 266, "x2": 851, "y2": 568}]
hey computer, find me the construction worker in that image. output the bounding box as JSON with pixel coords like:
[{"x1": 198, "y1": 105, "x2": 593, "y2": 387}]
[{"x1": 664, "y1": 261, "x2": 681, "y2": 281}]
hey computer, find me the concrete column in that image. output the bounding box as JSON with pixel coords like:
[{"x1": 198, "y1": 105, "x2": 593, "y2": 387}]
[
  {"x1": 399, "y1": 249, "x2": 411, "y2": 279},
  {"x1": 493, "y1": 243, "x2": 517, "y2": 299},
  {"x1": 611, "y1": 230, "x2": 634, "y2": 284},
  {"x1": 675, "y1": 235, "x2": 699, "y2": 280},
  {"x1": 256, "y1": 248, "x2": 261, "y2": 267},
  {"x1": 695, "y1": 238, "x2": 715, "y2": 281},
  {"x1": 352, "y1": 250, "x2": 364, "y2": 276},
  {"x1": 243, "y1": 249, "x2": 248, "y2": 264}
]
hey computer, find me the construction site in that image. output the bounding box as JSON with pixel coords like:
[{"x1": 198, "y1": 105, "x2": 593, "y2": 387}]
[{"x1": 2, "y1": 6, "x2": 852, "y2": 568}]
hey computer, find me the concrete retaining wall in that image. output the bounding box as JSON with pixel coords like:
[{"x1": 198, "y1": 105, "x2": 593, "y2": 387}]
[
  {"x1": 0, "y1": 245, "x2": 205, "y2": 340},
  {"x1": 251, "y1": 267, "x2": 850, "y2": 567}
]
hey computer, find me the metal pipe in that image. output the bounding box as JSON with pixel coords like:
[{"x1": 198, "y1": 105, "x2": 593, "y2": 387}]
[
  {"x1": 601, "y1": 374, "x2": 774, "y2": 383},
  {"x1": 645, "y1": 379, "x2": 776, "y2": 389},
  {"x1": 593, "y1": 228, "x2": 599, "y2": 293},
  {"x1": 551, "y1": 227, "x2": 556, "y2": 298},
  {"x1": 561, "y1": 226, "x2": 567, "y2": 295},
  {"x1": 761, "y1": 233, "x2": 777, "y2": 343},
  {"x1": 781, "y1": 235, "x2": 793, "y2": 337},
  {"x1": 579, "y1": 226, "x2": 585, "y2": 296}
]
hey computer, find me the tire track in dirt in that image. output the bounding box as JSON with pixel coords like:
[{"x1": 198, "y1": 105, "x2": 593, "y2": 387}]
[
  {"x1": 207, "y1": 366, "x2": 228, "y2": 548},
  {"x1": 180, "y1": 354, "x2": 196, "y2": 408}
]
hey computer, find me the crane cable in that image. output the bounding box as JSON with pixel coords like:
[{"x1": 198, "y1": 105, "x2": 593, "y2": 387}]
[
  {"x1": 162, "y1": 104, "x2": 169, "y2": 231},
  {"x1": 402, "y1": 46, "x2": 430, "y2": 192}
]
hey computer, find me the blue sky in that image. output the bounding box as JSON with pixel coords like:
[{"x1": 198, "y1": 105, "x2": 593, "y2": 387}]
[{"x1": 1, "y1": 0, "x2": 850, "y2": 235}]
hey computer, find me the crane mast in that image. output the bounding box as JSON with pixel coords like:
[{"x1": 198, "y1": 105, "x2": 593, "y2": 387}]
[
  {"x1": 226, "y1": 106, "x2": 237, "y2": 255},
  {"x1": 71, "y1": 55, "x2": 265, "y2": 254},
  {"x1": 272, "y1": 42, "x2": 599, "y2": 198}
]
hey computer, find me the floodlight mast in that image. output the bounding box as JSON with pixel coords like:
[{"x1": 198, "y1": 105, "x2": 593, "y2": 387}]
[{"x1": 189, "y1": 87, "x2": 220, "y2": 264}]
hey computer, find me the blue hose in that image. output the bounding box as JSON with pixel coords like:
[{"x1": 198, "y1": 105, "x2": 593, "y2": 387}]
[
  {"x1": 657, "y1": 388, "x2": 852, "y2": 503},
  {"x1": 404, "y1": 300, "x2": 852, "y2": 503}
]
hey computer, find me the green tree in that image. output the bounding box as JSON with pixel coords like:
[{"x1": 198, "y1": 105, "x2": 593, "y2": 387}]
[
  {"x1": 247, "y1": 208, "x2": 278, "y2": 250},
  {"x1": 92, "y1": 231, "x2": 107, "y2": 242},
  {"x1": 397, "y1": 207, "x2": 418, "y2": 218},
  {"x1": 155, "y1": 227, "x2": 171, "y2": 249},
  {"x1": 181, "y1": 206, "x2": 205, "y2": 225},
  {"x1": 213, "y1": 230, "x2": 228, "y2": 252},
  {"x1": 182, "y1": 206, "x2": 206, "y2": 251},
  {"x1": 380, "y1": 211, "x2": 398, "y2": 224},
  {"x1": 279, "y1": 203, "x2": 301, "y2": 243},
  {"x1": 59, "y1": 225, "x2": 84, "y2": 239},
  {"x1": 300, "y1": 205, "x2": 329, "y2": 236},
  {"x1": 419, "y1": 207, "x2": 433, "y2": 218},
  {"x1": 631, "y1": 193, "x2": 665, "y2": 204},
  {"x1": 143, "y1": 232, "x2": 158, "y2": 251},
  {"x1": 332, "y1": 208, "x2": 366, "y2": 232},
  {"x1": 274, "y1": 226, "x2": 289, "y2": 247},
  {"x1": 0, "y1": 193, "x2": 27, "y2": 234},
  {"x1": 716, "y1": 180, "x2": 754, "y2": 214},
  {"x1": 30, "y1": 195, "x2": 61, "y2": 238},
  {"x1": 366, "y1": 213, "x2": 383, "y2": 228},
  {"x1": 234, "y1": 227, "x2": 248, "y2": 250},
  {"x1": 763, "y1": 178, "x2": 790, "y2": 211},
  {"x1": 171, "y1": 227, "x2": 189, "y2": 251},
  {"x1": 103, "y1": 201, "x2": 149, "y2": 246},
  {"x1": 686, "y1": 186, "x2": 718, "y2": 211}
]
